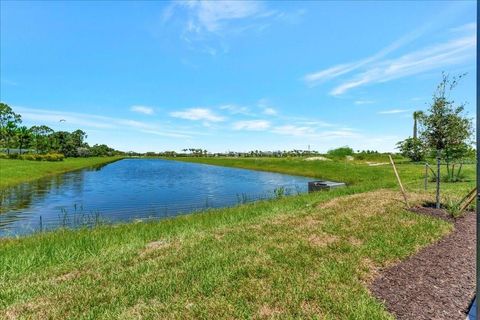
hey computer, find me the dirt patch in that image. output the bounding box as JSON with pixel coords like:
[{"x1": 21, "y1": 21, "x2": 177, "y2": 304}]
[
  {"x1": 307, "y1": 234, "x2": 339, "y2": 247},
  {"x1": 409, "y1": 205, "x2": 455, "y2": 222},
  {"x1": 370, "y1": 212, "x2": 475, "y2": 320},
  {"x1": 139, "y1": 240, "x2": 171, "y2": 257},
  {"x1": 256, "y1": 304, "x2": 283, "y2": 319}
]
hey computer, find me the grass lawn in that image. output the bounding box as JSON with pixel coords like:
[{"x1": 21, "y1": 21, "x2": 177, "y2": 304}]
[
  {"x1": 0, "y1": 157, "x2": 123, "y2": 189},
  {"x1": 0, "y1": 157, "x2": 475, "y2": 319}
]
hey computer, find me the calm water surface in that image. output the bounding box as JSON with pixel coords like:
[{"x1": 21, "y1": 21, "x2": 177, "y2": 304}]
[{"x1": 0, "y1": 159, "x2": 311, "y2": 236}]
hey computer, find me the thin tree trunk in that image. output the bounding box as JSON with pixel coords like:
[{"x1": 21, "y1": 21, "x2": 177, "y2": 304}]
[
  {"x1": 456, "y1": 163, "x2": 463, "y2": 180},
  {"x1": 413, "y1": 118, "x2": 417, "y2": 139},
  {"x1": 436, "y1": 151, "x2": 441, "y2": 209}
]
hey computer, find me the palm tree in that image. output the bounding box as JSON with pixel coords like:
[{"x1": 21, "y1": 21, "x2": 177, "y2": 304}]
[{"x1": 413, "y1": 111, "x2": 424, "y2": 139}]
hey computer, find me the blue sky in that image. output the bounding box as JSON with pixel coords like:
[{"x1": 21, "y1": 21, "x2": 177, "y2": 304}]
[{"x1": 0, "y1": 1, "x2": 476, "y2": 153}]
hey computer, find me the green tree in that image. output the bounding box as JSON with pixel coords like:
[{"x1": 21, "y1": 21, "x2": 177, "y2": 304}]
[
  {"x1": 71, "y1": 129, "x2": 87, "y2": 149},
  {"x1": 396, "y1": 137, "x2": 424, "y2": 162},
  {"x1": 419, "y1": 73, "x2": 473, "y2": 208},
  {"x1": 16, "y1": 126, "x2": 32, "y2": 154},
  {"x1": 0, "y1": 103, "x2": 22, "y2": 154},
  {"x1": 412, "y1": 111, "x2": 424, "y2": 139},
  {"x1": 327, "y1": 146, "x2": 354, "y2": 158},
  {"x1": 30, "y1": 125, "x2": 54, "y2": 153}
]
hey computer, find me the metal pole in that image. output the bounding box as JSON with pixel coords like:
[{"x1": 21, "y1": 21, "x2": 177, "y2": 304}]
[
  {"x1": 436, "y1": 151, "x2": 440, "y2": 209},
  {"x1": 476, "y1": 3, "x2": 479, "y2": 317},
  {"x1": 424, "y1": 163, "x2": 428, "y2": 191}
]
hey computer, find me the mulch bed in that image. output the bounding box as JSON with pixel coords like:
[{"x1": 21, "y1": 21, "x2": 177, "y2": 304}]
[{"x1": 370, "y1": 208, "x2": 475, "y2": 320}]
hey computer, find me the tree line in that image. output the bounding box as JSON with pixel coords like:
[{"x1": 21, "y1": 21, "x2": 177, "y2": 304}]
[{"x1": 0, "y1": 103, "x2": 119, "y2": 157}]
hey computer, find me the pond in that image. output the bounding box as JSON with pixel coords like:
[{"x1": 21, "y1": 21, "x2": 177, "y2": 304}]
[{"x1": 0, "y1": 159, "x2": 312, "y2": 236}]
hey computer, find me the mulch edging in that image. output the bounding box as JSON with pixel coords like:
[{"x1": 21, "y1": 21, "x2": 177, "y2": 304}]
[{"x1": 370, "y1": 208, "x2": 475, "y2": 320}]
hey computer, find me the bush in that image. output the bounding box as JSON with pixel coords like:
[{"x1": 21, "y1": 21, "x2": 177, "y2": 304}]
[
  {"x1": 44, "y1": 153, "x2": 65, "y2": 161},
  {"x1": 11, "y1": 153, "x2": 65, "y2": 161},
  {"x1": 0, "y1": 153, "x2": 7, "y2": 159},
  {"x1": 396, "y1": 137, "x2": 425, "y2": 162},
  {"x1": 327, "y1": 146, "x2": 354, "y2": 158}
]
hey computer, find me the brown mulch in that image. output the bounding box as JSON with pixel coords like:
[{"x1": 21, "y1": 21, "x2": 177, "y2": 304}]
[{"x1": 370, "y1": 209, "x2": 475, "y2": 320}]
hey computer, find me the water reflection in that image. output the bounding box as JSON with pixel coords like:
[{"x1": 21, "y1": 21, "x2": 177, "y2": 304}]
[{"x1": 0, "y1": 159, "x2": 311, "y2": 236}]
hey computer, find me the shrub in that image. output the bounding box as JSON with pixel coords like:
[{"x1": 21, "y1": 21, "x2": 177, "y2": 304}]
[
  {"x1": 327, "y1": 146, "x2": 354, "y2": 158},
  {"x1": 9, "y1": 153, "x2": 65, "y2": 161},
  {"x1": 44, "y1": 153, "x2": 65, "y2": 161},
  {"x1": 397, "y1": 137, "x2": 425, "y2": 162},
  {"x1": 0, "y1": 153, "x2": 7, "y2": 159}
]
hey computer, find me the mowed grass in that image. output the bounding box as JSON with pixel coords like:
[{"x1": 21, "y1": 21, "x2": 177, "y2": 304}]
[
  {"x1": 1, "y1": 189, "x2": 451, "y2": 319},
  {"x1": 0, "y1": 157, "x2": 123, "y2": 189},
  {"x1": 0, "y1": 157, "x2": 474, "y2": 319}
]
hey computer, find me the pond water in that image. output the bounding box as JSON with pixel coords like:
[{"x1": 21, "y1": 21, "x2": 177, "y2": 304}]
[{"x1": 0, "y1": 159, "x2": 311, "y2": 236}]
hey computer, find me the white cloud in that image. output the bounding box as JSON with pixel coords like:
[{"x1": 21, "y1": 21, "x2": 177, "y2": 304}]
[
  {"x1": 271, "y1": 125, "x2": 316, "y2": 137},
  {"x1": 330, "y1": 32, "x2": 475, "y2": 96},
  {"x1": 271, "y1": 125, "x2": 360, "y2": 139},
  {"x1": 180, "y1": 1, "x2": 264, "y2": 33},
  {"x1": 304, "y1": 23, "x2": 431, "y2": 87},
  {"x1": 13, "y1": 106, "x2": 199, "y2": 139},
  {"x1": 257, "y1": 98, "x2": 278, "y2": 116},
  {"x1": 130, "y1": 105, "x2": 154, "y2": 115},
  {"x1": 303, "y1": 21, "x2": 475, "y2": 96},
  {"x1": 170, "y1": 108, "x2": 225, "y2": 122},
  {"x1": 449, "y1": 22, "x2": 476, "y2": 33},
  {"x1": 378, "y1": 109, "x2": 410, "y2": 114},
  {"x1": 263, "y1": 107, "x2": 277, "y2": 115},
  {"x1": 354, "y1": 100, "x2": 375, "y2": 105},
  {"x1": 233, "y1": 120, "x2": 270, "y2": 131},
  {"x1": 219, "y1": 104, "x2": 251, "y2": 115}
]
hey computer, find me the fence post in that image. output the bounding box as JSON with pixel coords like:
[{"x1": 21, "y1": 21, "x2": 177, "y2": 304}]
[{"x1": 424, "y1": 163, "x2": 428, "y2": 191}]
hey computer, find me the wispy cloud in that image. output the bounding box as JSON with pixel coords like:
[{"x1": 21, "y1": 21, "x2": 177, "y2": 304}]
[
  {"x1": 303, "y1": 23, "x2": 431, "y2": 87},
  {"x1": 163, "y1": 1, "x2": 302, "y2": 56},
  {"x1": 14, "y1": 106, "x2": 199, "y2": 139},
  {"x1": 257, "y1": 98, "x2": 278, "y2": 116},
  {"x1": 233, "y1": 120, "x2": 270, "y2": 131},
  {"x1": 271, "y1": 125, "x2": 360, "y2": 139},
  {"x1": 262, "y1": 107, "x2": 277, "y2": 116},
  {"x1": 330, "y1": 32, "x2": 475, "y2": 96},
  {"x1": 354, "y1": 100, "x2": 375, "y2": 105},
  {"x1": 304, "y1": 21, "x2": 475, "y2": 96},
  {"x1": 130, "y1": 105, "x2": 154, "y2": 115},
  {"x1": 170, "y1": 108, "x2": 225, "y2": 122},
  {"x1": 219, "y1": 104, "x2": 251, "y2": 115},
  {"x1": 378, "y1": 109, "x2": 410, "y2": 114},
  {"x1": 271, "y1": 125, "x2": 316, "y2": 137}
]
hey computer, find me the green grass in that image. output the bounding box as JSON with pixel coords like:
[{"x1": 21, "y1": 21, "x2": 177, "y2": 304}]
[
  {"x1": 0, "y1": 157, "x2": 123, "y2": 189},
  {"x1": 0, "y1": 156, "x2": 474, "y2": 319}
]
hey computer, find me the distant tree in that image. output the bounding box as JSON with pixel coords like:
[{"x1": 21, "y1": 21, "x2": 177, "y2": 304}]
[
  {"x1": 16, "y1": 126, "x2": 32, "y2": 154},
  {"x1": 396, "y1": 137, "x2": 424, "y2": 162},
  {"x1": 0, "y1": 103, "x2": 22, "y2": 154},
  {"x1": 419, "y1": 73, "x2": 473, "y2": 208},
  {"x1": 327, "y1": 146, "x2": 354, "y2": 158},
  {"x1": 412, "y1": 111, "x2": 424, "y2": 139},
  {"x1": 30, "y1": 125, "x2": 54, "y2": 153},
  {"x1": 71, "y1": 129, "x2": 87, "y2": 149}
]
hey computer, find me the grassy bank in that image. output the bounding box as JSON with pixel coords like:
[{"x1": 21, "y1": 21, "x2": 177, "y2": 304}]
[
  {"x1": 0, "y1": 157, "x2": 474, "y2": 318},
  {"x1": 172, "y1": 156, "x2": 475, "y2": 193},
  {"x1": 1, "y1": 188, "x2": 452, "y2": 319},
  {"x1": 0, "y1": 157, "x2": 123, "y2": 189}
]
